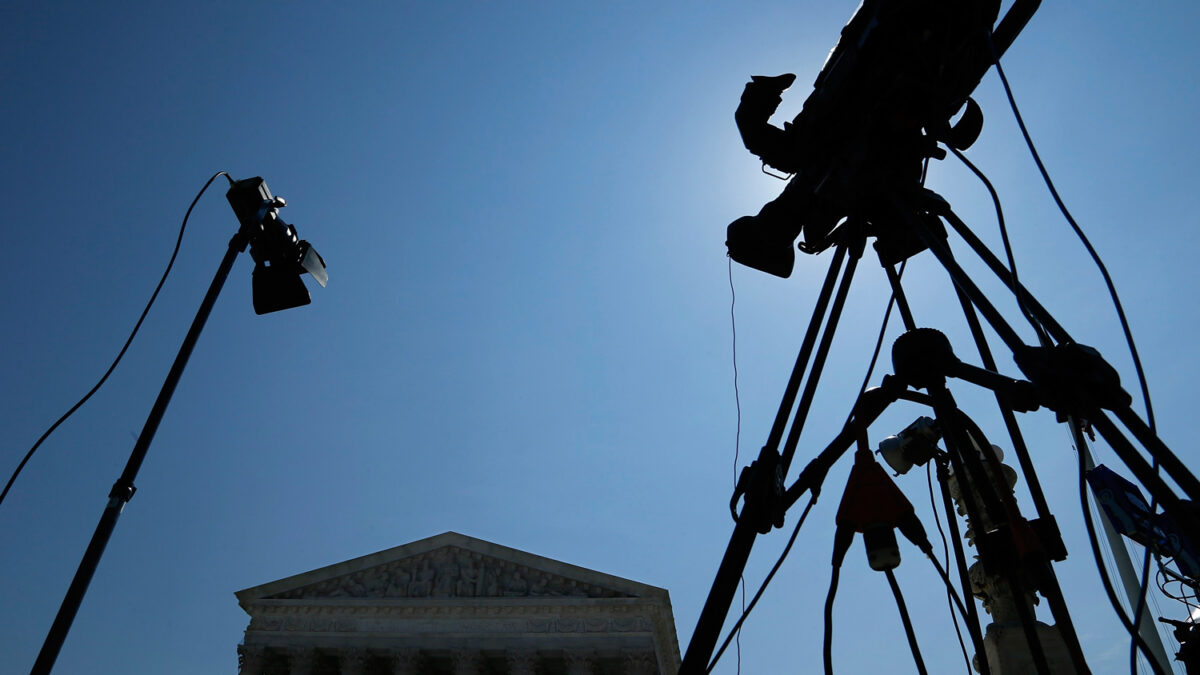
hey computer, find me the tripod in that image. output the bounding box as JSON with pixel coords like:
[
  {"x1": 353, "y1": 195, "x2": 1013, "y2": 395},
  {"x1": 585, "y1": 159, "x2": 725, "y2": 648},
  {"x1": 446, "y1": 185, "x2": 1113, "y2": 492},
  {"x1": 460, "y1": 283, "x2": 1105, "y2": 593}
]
[{"x1": 681, "y1": 186, "x2": 1199, "y2": 674}]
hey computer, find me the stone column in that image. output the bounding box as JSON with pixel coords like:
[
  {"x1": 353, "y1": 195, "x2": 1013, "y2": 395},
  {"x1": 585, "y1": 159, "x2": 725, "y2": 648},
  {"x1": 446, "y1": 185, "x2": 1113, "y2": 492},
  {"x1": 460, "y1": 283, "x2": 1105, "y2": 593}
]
[
  {"x1": 564, "y1": 649, "x2": 595, "y2": 675},
  {"x1": 339, "y1": 648, "x2": 369, "y2": 675},
  {"x1": 622, "y1": 649, "x2": 657, "y2": 675},
  {"x1": 389, "y1": 648, "x2": 422, "y2": 675},
  {"x1": 950, "y1": 448, "x2": 1078, "y2": 674},
  {"x1": 506, "y1": 650, "x2": 540, "y2": 675},
  {"x1": 451, "y1": 648, "x2": 484, "y2": 675},
  {"x1": 237, "y1": 644, "x2": 266, "y2": 675},
  {"x1": 287, "y1": 647, "x2": 318, "y2": 675}
]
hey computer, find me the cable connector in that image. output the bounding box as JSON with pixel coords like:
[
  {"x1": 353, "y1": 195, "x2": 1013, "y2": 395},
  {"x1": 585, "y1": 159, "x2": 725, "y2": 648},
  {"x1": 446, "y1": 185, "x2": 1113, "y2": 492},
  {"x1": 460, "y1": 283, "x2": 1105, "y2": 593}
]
[
  {"x1": 835, "y1": 441, "x2": 922, "y2": 571},
  {"x1": 897, "y1": 510, "x2": 933, "y2": 556},
  {"x1": 107, "y1": 480, "x2": 136, "y2": 503}
]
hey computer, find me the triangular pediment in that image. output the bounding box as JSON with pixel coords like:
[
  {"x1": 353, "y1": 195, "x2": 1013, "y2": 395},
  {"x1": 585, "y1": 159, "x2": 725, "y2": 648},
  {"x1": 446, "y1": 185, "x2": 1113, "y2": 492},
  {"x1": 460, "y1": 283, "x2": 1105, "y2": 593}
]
[{"x1": 237, "y1": 532, "x2": 662, "y2": 604}]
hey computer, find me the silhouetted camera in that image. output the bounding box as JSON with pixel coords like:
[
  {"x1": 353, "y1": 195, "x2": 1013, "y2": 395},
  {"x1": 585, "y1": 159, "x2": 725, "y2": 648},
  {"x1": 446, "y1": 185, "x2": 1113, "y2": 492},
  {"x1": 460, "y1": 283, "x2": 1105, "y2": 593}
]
[{"x1": 728, "y1": 0, "x2": 1039, "y2": 277}]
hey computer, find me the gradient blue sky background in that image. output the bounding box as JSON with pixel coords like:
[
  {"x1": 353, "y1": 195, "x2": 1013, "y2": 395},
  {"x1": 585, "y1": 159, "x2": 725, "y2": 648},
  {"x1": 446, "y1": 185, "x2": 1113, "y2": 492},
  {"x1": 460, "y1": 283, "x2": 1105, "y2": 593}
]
[{"x1": 2, "y1": 1, "x2": 1198, "y2": 673}]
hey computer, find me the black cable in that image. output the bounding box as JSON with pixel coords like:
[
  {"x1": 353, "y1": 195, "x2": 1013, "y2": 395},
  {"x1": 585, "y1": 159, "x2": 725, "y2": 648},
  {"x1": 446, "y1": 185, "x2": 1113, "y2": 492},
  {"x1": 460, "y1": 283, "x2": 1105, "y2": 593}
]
[
  {"x1": 823, "y1": 563, "x2": 841, "y2": 675},
  {"x1": 711, "y1": 256, "x2": 907, "y2": 673},
  {"x1": 729, "y1": 257, "x2": 743, "y2": 488},
  {"x1": 986, "y1": 32, "x2": 1156, "y2": 434},
  {"x1": 1159, "y1": 558, "x2": 1200, "y2": 595},
  {"x1": 705, "y1": 496, "x2": 818, "y2": 673},
  {"x1": 1074, "y1": 423, "x2": 1168, "y2": 675},
  {"x1": 1161, "y1": 572, "x2": 1200, "y2": 615},
  {"x1": 727, "y1": 256, "x2": 746, "y2": 675},
  {"x1": 841, "y1": 260, "x2": 906, "y2": 433},
  {"x1": 707, "y1": 257, "x2": 906, "y2": 673},
  {"x1": 1157, "y1": 570, "x2": 1194, "y2": 611},
  {"x1": 886, "y1": 568, "x2": 930, "y2": 675},
  {"x1": 948, "y1": 147, "x2": 1049, "y2": 346},
  {"x1": 1154, "y1": 558, "x2": 1200, "y2": 657},
  {"x1": 707, "y1": 239, "x2": 906, "y2": 673},
  {"x1": 1130, "y1": 476, "x2": 1162, "y2": 674},
  {"x1": 894, "y1": 474, "x2": 975, "y2": 673},
  {"x1": 810, "y1": 260, "x2": 910, "y2": 672},
  {"x1": 0, "y1": 171, "x2": 232, "y2": 508},
  {"x1": 824, "y1": 526, "x2": 854, "y2": 675},
  {"x1": 927, "y1": 553, "x2": 976, "y2": 640},
  {"x1": 928, "y1": 462, "x2": 973, "y2": 674},
  {"x1": 1131, "y1": 543, "x2": 1157, "y2": 675},
  {"x1": 986, "y1": 53, "x2": 1166, "y2": 667}
]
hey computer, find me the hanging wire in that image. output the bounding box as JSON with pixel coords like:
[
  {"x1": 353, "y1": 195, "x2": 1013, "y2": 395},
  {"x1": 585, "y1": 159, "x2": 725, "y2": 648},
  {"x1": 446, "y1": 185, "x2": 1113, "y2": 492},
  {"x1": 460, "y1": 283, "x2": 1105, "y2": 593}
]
[
  {"x1": 987, "y1": 35, "x2": 1168, "y2": 672},
  {"x1": 1, "y1": 171, "x2": 233, "y2": 508},
  {"x1": 823, "y1": 527, "x2": 852, "y2": 675},
  {"x1": 727, "y1": 255, "x2": 747, "y2": 675},
  {"x1": 985, "y1": 32, "x2": 1156, "y2": 430},
  {"x1": 706, "y1": 255, "x2": 907, "y2": 673},
  {"x1": 948, "y1": 147, "x2": 1049, "y2": 346},
  {"x1": 706, "y1": 497, "x2": 818, "y2": 673},
  {"x1": 886, "y1": 568, "x2": 931, "y2": 675}
]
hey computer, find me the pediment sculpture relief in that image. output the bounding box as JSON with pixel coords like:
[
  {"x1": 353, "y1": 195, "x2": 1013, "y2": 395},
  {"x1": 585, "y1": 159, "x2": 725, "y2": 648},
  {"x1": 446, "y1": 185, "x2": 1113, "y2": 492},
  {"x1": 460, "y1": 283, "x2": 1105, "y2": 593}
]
[{"x1": 266, "y1": 546, "x2": 634, "y2": 600}]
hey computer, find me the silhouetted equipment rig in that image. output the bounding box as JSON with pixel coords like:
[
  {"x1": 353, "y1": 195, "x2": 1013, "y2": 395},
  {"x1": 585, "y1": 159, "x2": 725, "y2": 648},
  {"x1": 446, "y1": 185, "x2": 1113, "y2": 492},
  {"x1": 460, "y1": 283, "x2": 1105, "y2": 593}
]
[
  {"x1": 687, "y1": 0, "x2": 1200, "y2": 673},
  {"x1": 727, "y1": 0, "x2": 1028, "y2": 278}
]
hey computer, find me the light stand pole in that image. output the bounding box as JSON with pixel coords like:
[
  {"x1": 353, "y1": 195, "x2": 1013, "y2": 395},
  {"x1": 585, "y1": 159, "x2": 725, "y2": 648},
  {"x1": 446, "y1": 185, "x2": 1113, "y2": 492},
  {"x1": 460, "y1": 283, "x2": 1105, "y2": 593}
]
[
  {"x1": 31, "y1": 177, "x2": 325, "y2": 675},
  {"x1": 31, "y1": 232, "x2": 247, "y2": 675}
]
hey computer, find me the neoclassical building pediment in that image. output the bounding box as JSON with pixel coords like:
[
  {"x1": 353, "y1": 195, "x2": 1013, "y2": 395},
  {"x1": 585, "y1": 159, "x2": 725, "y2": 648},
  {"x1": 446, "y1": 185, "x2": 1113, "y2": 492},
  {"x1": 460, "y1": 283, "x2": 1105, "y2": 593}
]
[
  {"x1": 240, "y1": 532, "x2": 642, "y2": 603},
  {"x1": 234, "y1": 532, "x2": 680, "y2": 674}
]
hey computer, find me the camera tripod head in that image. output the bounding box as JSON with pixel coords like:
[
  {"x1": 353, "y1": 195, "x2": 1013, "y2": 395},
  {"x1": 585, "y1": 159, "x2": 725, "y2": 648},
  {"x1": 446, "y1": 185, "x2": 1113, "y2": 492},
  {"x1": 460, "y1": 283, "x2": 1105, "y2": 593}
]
[{"x1": 727, "y1": 0, "x2": 1041, "y2": 278}]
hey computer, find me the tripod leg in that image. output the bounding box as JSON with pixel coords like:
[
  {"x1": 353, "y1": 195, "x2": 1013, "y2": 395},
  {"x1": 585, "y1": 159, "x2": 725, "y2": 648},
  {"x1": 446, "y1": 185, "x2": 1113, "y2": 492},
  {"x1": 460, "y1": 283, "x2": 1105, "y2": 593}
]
[
  {"x1": 950, "y1": 281, "x2": 1054, "y2": 521},
  {"x1": 682, "y1": 240, "x2": 857, "y2": 674},
  {"x1": 878, "y1": 277, "x2": 1040, "y2": 670},
  {"x1": 780, "y1": 235, "x2": 865, "y2": 469},
  {"x1": 1088, "y1": 413, "x2": 1200, "y2": 549},
  {"x1": 883, "y1": 261, "x2": 917, "y2": 331},
  {"x1": 1071, "y1": 418, "x2": 1170, "y2": 675},
  {"x1": 908, "y1": 211, "x2": 1027, "y2": 353},
  {"x1": 937, "y1": 204, "x2": 1073, "y2": 344},
  {"x1": 947, "y1": 275, "x2": 1093, "y2": 671},
  {"x1": 679, "y1": 516, "x2": 760, "y2": 674},
  {"x1": 764, "y1": 242, "x2": 848, "y2": 454},
  {"x1": 1112, "y1": 405, "x2": 1200, "y2": 505}
]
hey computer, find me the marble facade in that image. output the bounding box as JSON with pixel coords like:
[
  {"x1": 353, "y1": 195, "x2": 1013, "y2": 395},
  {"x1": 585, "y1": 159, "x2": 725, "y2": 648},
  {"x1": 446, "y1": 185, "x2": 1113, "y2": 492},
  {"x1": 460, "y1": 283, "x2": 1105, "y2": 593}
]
[{"x1": 235, "y1": 532, "x2": 680, "y2": 674}]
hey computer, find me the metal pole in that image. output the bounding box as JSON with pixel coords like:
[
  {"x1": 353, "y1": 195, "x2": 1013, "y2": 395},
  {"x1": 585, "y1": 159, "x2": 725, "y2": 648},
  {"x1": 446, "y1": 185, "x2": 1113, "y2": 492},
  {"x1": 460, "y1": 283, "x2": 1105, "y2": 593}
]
[
  {"x1": 1079, "y1": 446, "x2": 1174, "y2": 673},
  {"x1": 681, "y1": 382, "x2": 902, "y2": 675},
  {"x1": 679, "y1": 244, "x2": 850, "y2": 674},
  {"x1": 31, "y1": 234, "x2": 246, "y2": 675},
  {"x1": 780, "y1": 235, "x2": 864, "y2": 470},
  {"x1": 765, "y1": 243, "x2": 848, "y2": 453}
]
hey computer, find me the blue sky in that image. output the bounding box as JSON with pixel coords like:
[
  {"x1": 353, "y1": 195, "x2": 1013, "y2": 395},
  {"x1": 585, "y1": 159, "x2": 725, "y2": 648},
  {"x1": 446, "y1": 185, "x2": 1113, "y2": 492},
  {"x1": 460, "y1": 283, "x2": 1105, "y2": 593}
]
[{"x1": 2, "y1": 1, "x2": 1198, "y2": 673}]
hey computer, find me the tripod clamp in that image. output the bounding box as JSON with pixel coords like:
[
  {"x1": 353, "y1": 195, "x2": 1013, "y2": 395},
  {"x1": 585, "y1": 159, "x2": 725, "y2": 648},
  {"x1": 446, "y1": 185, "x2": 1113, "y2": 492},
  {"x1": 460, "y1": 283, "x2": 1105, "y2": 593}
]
[
  {"x1": 1015, "y1": 342, "x2": 1132, "y2": 421},
  {"x1": 892, "y1": 325, "x2": 1133, "y2": 421},
  {"x1": 730, "y1": 447, "x2": 786, "y2": 534}
]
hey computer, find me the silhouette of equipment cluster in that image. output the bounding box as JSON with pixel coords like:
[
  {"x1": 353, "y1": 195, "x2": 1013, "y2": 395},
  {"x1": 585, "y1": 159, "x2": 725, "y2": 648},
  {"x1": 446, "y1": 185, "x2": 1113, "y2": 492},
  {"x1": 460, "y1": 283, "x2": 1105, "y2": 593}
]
[{"x1": 725, "y1": 0, "x2": 1033, "y2": 278}]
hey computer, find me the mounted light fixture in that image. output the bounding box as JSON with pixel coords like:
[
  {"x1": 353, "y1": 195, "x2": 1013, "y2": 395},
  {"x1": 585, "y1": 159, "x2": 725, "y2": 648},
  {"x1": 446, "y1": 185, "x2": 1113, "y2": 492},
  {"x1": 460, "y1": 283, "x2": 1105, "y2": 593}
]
[
  {"x1": 226, "y1": 177, "x2": 327, "y2": 314},
  {"x1": 33, "y1": 173, "x2": 327, "y2": 675}
]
